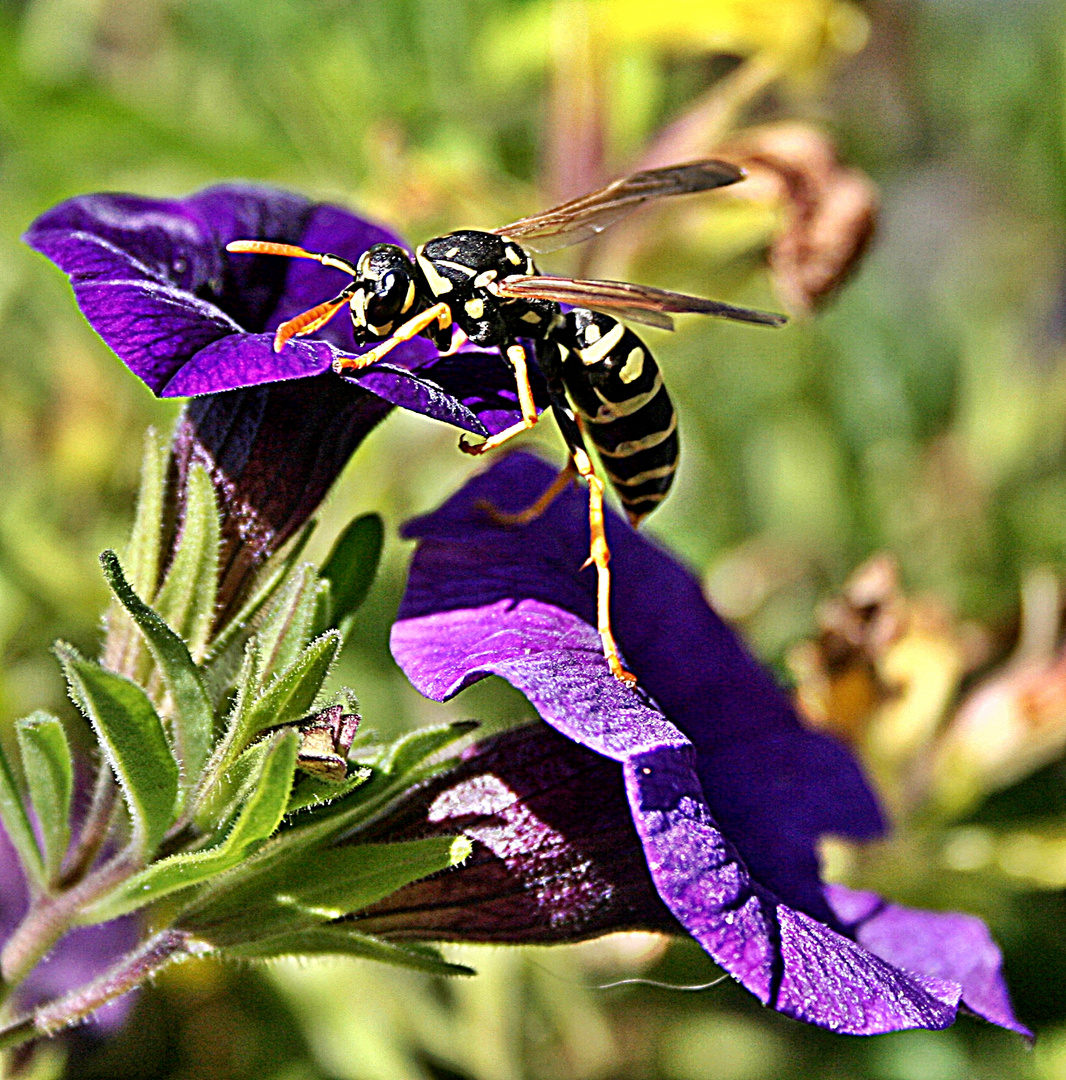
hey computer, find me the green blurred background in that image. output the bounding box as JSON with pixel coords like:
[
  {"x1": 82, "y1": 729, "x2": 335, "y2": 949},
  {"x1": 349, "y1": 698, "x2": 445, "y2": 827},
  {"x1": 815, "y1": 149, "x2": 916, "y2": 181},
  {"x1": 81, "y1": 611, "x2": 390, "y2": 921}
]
[{"x1": 3, "y1": 0, "x2": 1066, "y2": 1076}]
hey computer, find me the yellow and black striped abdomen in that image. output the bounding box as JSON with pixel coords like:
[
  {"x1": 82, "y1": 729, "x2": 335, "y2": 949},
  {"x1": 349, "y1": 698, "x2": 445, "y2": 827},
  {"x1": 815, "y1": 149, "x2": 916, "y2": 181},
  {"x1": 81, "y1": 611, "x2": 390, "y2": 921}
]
[{"x1": 558, "y1": 309, "x2": 678, "y2": 526}]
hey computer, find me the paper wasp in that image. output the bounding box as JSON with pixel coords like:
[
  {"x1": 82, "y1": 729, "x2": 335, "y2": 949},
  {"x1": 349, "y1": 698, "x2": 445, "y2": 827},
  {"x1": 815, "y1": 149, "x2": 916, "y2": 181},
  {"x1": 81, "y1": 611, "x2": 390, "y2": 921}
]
[{"x1": 228, "y1": 160, "x2": 786, "y2": 683}]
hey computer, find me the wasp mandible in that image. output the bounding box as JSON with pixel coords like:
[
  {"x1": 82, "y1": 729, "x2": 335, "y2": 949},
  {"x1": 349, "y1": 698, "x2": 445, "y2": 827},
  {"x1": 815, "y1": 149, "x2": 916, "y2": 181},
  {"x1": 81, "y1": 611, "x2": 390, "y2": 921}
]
[{"x1": 228, "y1": 161, "x2": 786, "y2": 684}]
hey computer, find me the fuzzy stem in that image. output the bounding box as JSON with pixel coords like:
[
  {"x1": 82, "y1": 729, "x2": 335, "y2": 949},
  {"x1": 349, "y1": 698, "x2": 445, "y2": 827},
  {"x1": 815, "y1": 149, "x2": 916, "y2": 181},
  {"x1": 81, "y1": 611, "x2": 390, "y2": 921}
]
[
  {"x1": 1, "y1": 850, "x2": 138, "y2": 989},
  {"x1": 0, "y1": 930, "x2": 200, "y2": 1051}
]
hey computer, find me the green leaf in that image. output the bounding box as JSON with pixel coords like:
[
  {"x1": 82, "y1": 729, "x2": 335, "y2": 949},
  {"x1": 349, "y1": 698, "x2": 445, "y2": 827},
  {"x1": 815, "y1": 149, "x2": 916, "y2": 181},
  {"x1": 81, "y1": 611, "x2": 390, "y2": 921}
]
[
  {"x1": 182, "y1": 836, "x2": 471, "y2": 947},
  {"x1": 103, "y1": 429, "x2": 168, "y2": 679},
  {"x1": 152, "y1": 464, "x2": 220, "y2": 662},
  {"x1": 81, "y1": 729, "x2": 299, "y2": 923},
  {"x1": 256, "y1": 564, "x2": 321, "y2": 684},
  {"x1": 286, "y1": 764, "x2": 372, "y2": 815},
  {"x1": 318, "y1": 513, "x2": 384, "y2": 633},
  {"x1": 124, "y1": 429, "x2": 168, "y2": 597},
  {"x1": 373, "y1": 721, "x2": 480, "y2": 780},
  {"x1": 236, "y1": 632, "x2": 341, "y2": 750},
  {"x1": 272, "y1": 836, "x2": 472, "y2": 918},
  {"x1": 100, "y1": 551, "x2": 214, "y2": 796},
  {"x1": 225, "y1": 927, "x2": 474, "y2": 975},
  {"x1": 0, "y1": 739, "x2": 44, "y2": 890},
  {"x1": 15, "y1": 713, "x2": 72, "y2": 883},
  {"x1": 56, "y1": 644, "x2": 179, "y2": 858},
  {"x1": 200, "y1": 519, "x2": 316, "y2": 671}
]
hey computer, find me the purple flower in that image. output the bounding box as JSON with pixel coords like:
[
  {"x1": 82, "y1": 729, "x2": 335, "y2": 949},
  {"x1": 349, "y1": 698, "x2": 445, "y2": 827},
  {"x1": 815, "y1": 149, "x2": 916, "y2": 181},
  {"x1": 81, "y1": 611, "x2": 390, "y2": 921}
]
[
  {"x1": 24, "y1": 185, "x2": 539, "y2": 439},
  {"x1": 387, "y1": 452, "x2": 1028, "y2": 1037}
]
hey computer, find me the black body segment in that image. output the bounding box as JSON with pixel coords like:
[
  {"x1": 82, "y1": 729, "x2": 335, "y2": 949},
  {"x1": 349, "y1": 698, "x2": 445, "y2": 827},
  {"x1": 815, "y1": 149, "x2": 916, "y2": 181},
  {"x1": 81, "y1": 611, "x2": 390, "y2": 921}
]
[{"x1": 548, "y1": 309, "x2": 679, "y2": 525}]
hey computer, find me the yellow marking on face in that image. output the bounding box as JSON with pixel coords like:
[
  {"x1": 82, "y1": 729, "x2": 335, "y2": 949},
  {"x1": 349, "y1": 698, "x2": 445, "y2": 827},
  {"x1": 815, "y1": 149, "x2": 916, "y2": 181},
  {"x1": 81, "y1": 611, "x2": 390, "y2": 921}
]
[
  {"x1": 351, "y1": 288, "x2": 367, "y2": 325},
  {"x1": 464, "y1": 298, "x2": 485, "y2": 319},
  {"x1": 417, "y1": 252, "x2": 453, "y2": 295},
  {"x1": 618, "y1": 346, "x2": 645, "y2": 384},
  {"x1": 401, "y1": 280, "x2": 416, "y2": 314},
  {"x1": 474, "y1": 269, "x2": 497, "y2": 288},
  {"x1": 520, "y1": 310, "x2": 542, "y2": 323},
  {"x1": 577, "y1": 321, "x2": 625, "y2": 366}
]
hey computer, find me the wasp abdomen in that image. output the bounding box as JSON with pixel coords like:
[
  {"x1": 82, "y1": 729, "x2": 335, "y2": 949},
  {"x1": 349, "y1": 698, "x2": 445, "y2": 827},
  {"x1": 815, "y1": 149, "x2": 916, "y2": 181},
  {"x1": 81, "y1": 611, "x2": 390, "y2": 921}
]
[{"x1": 558, "y1": 309, "x2": 678, "y2": 525}]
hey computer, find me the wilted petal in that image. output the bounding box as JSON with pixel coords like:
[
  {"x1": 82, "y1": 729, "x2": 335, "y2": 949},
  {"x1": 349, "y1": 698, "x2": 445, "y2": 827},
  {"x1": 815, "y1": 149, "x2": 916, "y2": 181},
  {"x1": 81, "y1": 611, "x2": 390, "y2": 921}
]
[{"x1": 826, "y1": 885, "x2": 1031, "y2": 1037}]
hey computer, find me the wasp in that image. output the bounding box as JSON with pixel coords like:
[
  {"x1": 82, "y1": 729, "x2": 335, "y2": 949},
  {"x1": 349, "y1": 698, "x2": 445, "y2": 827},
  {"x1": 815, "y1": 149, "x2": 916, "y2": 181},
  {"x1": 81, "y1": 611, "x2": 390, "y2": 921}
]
[{"x1": 228, "y1": 160, "x2": 785, "y2": 683}]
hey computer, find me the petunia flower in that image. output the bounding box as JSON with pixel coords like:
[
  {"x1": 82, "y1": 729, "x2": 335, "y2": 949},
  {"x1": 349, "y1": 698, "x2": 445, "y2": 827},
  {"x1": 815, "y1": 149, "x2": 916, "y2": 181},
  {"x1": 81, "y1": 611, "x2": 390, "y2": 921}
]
[
  {"x1": 385, "y1": 452, "x2": 1028, "y2": 1037},
  {"x1": 23, "y1": 184, "x2": 540, "y2": 436}
]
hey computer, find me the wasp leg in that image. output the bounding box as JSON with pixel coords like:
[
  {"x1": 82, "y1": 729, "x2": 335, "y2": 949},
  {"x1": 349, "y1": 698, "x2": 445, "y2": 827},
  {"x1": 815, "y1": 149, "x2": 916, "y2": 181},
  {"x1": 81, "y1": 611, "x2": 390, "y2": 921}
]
[
  {"x1": 569, "y1": 447, "x2": 637, "y2": 685},
  {"x1": 479, "y1": 459, "x2": 577, "y2": 525},
  {"x1": 440, "y1": 327, "x2": 469, "y2": 356},
  {"x1": 333, "y1": 302, "x2": 452, "y2": 373},
  {"x1": 458, "y1": 342, "x2": 540, "y2": 456},
  {"x1": 273, "y1": 285, "x2": 358, "y2": 351}
]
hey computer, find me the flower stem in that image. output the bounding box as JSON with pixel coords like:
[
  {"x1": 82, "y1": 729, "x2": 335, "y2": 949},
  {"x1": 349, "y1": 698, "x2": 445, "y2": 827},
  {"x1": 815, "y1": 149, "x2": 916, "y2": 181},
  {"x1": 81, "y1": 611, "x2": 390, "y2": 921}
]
[{"x1": 0, "y1": 930, "x2": 200, "y2": 1052}]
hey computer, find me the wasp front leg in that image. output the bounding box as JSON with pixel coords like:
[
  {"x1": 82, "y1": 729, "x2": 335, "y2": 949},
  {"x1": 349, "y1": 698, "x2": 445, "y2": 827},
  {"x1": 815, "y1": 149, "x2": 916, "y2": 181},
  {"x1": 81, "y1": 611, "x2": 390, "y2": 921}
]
[{"x1": 458, "y1": 341, "x2": 541, "y2": 455}]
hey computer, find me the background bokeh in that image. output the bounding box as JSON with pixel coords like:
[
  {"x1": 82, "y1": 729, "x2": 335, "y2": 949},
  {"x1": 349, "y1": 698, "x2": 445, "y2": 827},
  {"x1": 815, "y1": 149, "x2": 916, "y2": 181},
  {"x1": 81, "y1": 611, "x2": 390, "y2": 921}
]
[{"x1": 2, "y1": 0, "x2": 1065, "y2": 1076}]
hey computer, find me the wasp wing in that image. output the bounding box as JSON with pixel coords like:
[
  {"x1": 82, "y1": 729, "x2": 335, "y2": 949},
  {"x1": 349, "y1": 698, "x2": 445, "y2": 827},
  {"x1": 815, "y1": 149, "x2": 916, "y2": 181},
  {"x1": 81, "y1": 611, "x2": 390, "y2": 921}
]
[
  {"x1": 495, "y1": 275, "x2": 788, "y2": 328},
  {"x1": 492, "y1": 160, "x2": 743, "y2": 253}
]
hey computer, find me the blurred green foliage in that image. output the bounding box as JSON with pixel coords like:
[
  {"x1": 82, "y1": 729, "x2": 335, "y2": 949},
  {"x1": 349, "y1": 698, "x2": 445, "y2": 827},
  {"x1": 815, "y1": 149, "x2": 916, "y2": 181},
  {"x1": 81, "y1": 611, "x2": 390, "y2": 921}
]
[{"x1": 3, "y1": 0, "x2": 1066, "y2": 1076}]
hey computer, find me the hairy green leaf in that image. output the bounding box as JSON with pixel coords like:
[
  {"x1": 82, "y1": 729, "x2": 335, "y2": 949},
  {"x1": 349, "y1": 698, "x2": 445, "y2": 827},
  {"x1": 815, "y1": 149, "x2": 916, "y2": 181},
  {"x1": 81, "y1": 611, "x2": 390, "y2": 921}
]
[
  {"x1": 0, "y1": 738, "x2": 43, "y2": 890},
  {"x1": 153, "y1": 464, "x2": 220, "y2": 662},
  {"x1": 182, "y1": 836, "x2": 471, "y2": 947},
  {"x1": 81, "y1": 729, "x2": 299, "y2": 923},
  {"x1": 224, "y1": 927, "x2": 474, "y2": 975},
  {"x1": 16, "y1": 713, "x2": 72, "y2": 883},
  {"x1": 318, "y1": 512, "x2": 384, "y2": 633},
  {"x1": 256, "y1": 564, "x2": 320, "y2": 684},
  {"x1": 100, "y1": 551, "x2": 214, "y2": 796},
  {"x1": 56, "y1": 644, "x2": 179, "y2": 858}
]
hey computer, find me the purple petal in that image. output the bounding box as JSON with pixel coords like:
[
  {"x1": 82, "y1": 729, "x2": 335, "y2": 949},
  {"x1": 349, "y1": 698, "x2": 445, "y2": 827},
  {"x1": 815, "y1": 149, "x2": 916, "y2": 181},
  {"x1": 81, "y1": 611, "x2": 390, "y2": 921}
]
[
  {"x1": 349, "y1": 349, "x2": 548, "y2": 437},
  {"x1": 397, "y1": 452, "x2": 882, "y2": 921},
  {"x1": 826, "y1": 884, "x2": 1031, "y2": 1037},
  {"x1": 25, "y1": 185, "x2": 416, "y2": 395},
  {"x1": 392, "y1": 600, "x2": 966, "y2": 1033}
]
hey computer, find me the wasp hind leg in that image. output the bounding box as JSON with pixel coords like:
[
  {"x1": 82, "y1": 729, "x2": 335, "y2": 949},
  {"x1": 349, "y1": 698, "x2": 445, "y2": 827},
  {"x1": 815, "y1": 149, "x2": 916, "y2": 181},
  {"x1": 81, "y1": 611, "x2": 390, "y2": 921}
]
[{"x1": 459, "y1": 342, "x2": 540, "y2": 455}]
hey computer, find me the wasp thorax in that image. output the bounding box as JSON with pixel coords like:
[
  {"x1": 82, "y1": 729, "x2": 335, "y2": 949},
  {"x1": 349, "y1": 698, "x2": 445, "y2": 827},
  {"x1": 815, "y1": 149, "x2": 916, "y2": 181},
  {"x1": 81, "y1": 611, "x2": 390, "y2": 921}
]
[{"x1": 353, "y1": 244, "x2": 418, "y2": 339}]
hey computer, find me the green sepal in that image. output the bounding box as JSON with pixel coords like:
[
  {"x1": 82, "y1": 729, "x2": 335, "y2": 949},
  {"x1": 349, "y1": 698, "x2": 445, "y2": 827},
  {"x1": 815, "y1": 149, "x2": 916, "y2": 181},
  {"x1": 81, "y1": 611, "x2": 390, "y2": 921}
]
[
  {"x1": 80, "y1": 729, "x2": 299, "y2": 923},
  {"x1": 224, "y1": 927, "x2": 474, "y2": 976},
  {"x1": 104, "y1": 429, "x2": 168, "y2": 679},
  {"x1": 286, "y1": 763, "x2": 372, "y2": 815},
  {"x1": 0, "y1": 738, "x2": 44, "y2": 890},
  {"x1": 233, "y1": 632, "x2": 341, "y2": 752},
  {"x1": 371, "y1": 720, "x2": 480, "y2": 780},
  {"x1": 99, "y1": 551, "x2": 214, "y2": 797},
  {"x1": 256, "y1": 565, "x2": 322, "y2": 685},
  {"x1": 181, "y1": 836, "x2": 471, "y2": 947},
  {"x1": 317, "y1": 512, "x2": 384, "y2": 635},
  {"x1": 200, "y1": 520, "x2": 316, "y2": 672},
  {"x1": 152, "y1": 464, "x2": 220, "y2": 662},
  {"x1": 15, "y1": 712, "x2": 72, "y2": 883},
  {"x1": 55, "y1": 643, "x2": 179, "y2": 859}
]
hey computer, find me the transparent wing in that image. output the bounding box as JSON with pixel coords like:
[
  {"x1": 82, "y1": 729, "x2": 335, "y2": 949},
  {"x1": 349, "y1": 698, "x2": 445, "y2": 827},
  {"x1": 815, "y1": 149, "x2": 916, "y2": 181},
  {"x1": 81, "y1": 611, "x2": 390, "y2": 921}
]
[
  {"x1": 495, "y1": 275, "x2": 788, "y2": 329},
  {"x1": 492, "y1": 160, "x2": 744, "y2": 253}
]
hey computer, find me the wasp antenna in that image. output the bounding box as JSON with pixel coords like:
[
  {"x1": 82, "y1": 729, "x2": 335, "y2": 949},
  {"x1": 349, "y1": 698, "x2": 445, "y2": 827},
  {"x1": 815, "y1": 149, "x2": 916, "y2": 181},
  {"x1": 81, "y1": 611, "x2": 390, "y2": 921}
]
[{"x1": 227, "y1": 241, "x2": 358, "y2": 277}]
